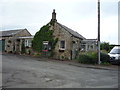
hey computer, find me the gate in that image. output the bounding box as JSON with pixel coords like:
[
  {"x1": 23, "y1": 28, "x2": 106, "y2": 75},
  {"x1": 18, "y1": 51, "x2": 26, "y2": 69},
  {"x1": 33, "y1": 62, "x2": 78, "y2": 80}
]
[{"x1": 42, "y1": 41, "x2": 52, "y2": 57}]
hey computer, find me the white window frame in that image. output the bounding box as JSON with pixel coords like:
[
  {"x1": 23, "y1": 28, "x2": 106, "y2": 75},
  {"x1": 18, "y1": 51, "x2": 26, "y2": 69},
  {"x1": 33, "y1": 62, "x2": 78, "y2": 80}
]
[
  {"x1": 59, "y1": 40, "x2": 66, "y2": 50},
  {"x1": 25, "y1": 40, "x2": 30, "y2": 47},
  {"x1": 28, "y1": 40, "x2": 32, "y2": 47},
  {"x1": 25, "y1": 40, "x2": 32, "y2": 47}
]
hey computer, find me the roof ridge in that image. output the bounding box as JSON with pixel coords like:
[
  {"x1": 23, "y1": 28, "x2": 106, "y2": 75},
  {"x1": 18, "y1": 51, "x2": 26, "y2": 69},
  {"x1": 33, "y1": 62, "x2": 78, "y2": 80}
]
[
  {"x1": 0, "y1": 29, "x2": 27, "y2": 37},
  {"x1": 0, "y1": 28, "x2": 26, "y2": 32}
]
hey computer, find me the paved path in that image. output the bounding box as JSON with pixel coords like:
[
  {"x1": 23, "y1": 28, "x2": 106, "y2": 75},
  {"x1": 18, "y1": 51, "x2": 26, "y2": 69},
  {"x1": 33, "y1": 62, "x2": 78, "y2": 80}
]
[{"x1": 2, "y1": 54, "x2": 119, "y2": 88}]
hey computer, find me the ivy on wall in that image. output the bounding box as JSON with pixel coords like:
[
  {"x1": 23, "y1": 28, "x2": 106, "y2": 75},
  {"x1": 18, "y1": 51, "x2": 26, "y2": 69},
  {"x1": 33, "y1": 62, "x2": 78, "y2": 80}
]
[{"x1": 32, "y1": 22, "x2": 58, "y2": 54}]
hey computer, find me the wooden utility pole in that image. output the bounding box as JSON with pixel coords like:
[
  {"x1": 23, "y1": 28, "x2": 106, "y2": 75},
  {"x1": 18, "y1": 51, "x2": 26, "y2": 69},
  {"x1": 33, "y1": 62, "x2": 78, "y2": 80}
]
[{"x1": 98, "y1": 0, "x2": 101, "y2": 64}]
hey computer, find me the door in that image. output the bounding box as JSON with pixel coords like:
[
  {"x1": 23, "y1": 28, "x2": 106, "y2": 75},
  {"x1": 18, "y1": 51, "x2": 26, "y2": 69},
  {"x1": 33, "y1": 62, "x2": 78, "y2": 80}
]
[{"x1": 0, "y1": 39, "x2": 5, "y2": 52}]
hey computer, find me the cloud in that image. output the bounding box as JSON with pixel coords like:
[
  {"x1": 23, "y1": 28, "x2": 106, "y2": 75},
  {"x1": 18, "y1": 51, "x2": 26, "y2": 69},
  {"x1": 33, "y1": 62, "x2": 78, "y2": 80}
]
[
  {"x1": 1, "y1": 0, "x2": 119, "y2": 3},
  {"x1": 0, "y1": 0, "x2": 118, "y2": 44},
  {"x1": 101, "y1": 16, "x2": 118, "y2": 44},
  {"x1": 61, "y1": 15, "x2": 118, "y2": 44}
]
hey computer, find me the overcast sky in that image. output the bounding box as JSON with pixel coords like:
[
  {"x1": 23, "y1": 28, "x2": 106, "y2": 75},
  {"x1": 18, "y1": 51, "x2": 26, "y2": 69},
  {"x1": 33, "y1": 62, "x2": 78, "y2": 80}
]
[{"x1": 0, "y1": 0, "x2": 119, "y2": 44}]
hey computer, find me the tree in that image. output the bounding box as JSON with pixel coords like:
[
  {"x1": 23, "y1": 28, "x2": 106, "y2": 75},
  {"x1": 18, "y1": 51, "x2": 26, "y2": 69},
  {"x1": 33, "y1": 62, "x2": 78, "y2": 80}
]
[
  {"x1": 100, "y1": 42, "x2": 115, "y2": 52},
  {"x1": 32, "y1": 23, "x2": 58, "y2": 54},
  {"x1": 100, "y1": 42, "x2": 112, "y2": 52}
]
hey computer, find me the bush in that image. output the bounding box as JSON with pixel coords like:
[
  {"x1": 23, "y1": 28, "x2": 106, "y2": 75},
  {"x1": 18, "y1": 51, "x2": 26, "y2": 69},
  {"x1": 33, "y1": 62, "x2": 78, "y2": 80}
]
[
  {"x1": 100, "y1": 42, "x2": 110, "y2": 52},
  {"x1": 101, "y1": 62, "x2": 111, "y2": 65},
  {"x1": 101, "y1": 50, "x2": 108, "y2": 54},
  {"x1": 78, "y1": 54, "x2": 94, "y2": 64},
  {"x1": 77, "y1": 51, "x2": 110, "y2": 64},
  {"x1": 32, "y1": 52, "x2": 41, "y2": 57},
  {"x1": 100, "y1": 52, "x2": 110, "y2": 63}
]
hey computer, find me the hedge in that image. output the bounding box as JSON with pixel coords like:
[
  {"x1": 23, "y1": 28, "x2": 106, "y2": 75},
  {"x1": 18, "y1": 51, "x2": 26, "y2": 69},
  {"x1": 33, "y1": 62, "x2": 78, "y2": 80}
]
[{"x1": 77, "y1": 51, "x2": 110, "y2": 64}]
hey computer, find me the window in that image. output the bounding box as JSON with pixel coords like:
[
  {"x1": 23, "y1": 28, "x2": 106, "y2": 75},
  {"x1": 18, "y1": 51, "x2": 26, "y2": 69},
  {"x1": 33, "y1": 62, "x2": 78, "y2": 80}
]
[
  {"x1": 25, "y1": 40, "x2": 28, "y2": 47},
  {"x1": 25, "y1": 40, "x2": 32, "y2": 47},
  {"x1": 59, "y1": 40, "x2": 65, "y2": 50},
  {"x1": 28, "y1": 40, "x2": 32, "y2": 47},
  {"x1": 110, "y1": 49, "x2": 120, "y2": 54}
]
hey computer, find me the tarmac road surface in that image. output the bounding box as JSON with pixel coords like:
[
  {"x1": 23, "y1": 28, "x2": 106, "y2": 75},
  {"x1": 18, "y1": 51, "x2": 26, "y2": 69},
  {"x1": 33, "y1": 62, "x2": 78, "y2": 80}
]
[{"x1": 2, "y1": 54, "x2": 119, "y2": 88}]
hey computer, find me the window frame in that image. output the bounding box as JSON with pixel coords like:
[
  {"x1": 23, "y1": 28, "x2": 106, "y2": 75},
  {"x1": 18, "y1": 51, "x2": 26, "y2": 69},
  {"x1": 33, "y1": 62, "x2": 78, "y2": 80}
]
[
  {"x1": 59, "y1": 40, "x2": 66, "y2": 50},
  {"x1": 25, "y1": 39, "x2": 32, "y2": 47}
]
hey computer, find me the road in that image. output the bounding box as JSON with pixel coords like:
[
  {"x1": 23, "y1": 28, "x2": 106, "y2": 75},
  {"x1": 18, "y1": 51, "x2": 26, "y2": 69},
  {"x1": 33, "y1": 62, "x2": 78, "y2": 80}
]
[{"x1": 2, "y1": 54, "x2": 118, "y2": 88}]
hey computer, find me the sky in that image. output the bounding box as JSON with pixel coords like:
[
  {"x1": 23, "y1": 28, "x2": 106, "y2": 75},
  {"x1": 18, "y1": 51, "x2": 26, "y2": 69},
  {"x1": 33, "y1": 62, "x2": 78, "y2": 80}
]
[{"x1": 0, "y1": 0, "x2": 119, "y2": 45}]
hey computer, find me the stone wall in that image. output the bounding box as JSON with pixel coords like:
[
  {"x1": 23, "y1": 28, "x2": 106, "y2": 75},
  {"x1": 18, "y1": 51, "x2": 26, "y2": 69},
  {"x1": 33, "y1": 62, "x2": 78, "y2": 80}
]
[
  {"x1": 5, "y1": 37, "x2": 13, "y2": 52},
  {"x1": 50, "y1": 22, "x2": 81, "y2": 60},
  {"x1": 3, "y1": 29, "x2": 31, "y2": 53},
  {"x1": 71, "y1": 37, "x2": 82, "y2": 59}
]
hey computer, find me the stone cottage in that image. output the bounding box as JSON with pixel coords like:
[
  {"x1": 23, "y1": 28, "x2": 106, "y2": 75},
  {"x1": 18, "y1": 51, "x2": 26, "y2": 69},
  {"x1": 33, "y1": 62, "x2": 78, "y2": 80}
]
[
  {"x1": 0, "y1": 29, "x2": 33, "y2": 53},
  {"x1": 41, "y1": 10, "x2": 97, "y2": 60},
  {"x1": 46, "y1": 9, "x2": 97, "y2": 60}
]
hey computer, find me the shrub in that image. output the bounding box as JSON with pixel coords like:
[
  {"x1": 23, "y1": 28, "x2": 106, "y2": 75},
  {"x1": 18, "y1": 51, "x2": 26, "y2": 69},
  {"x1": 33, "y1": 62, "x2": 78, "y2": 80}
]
[
  {"x1": 33, "y1": 52, "x2": 41, "y2": 57},
  {"x1": 100, "y1": 52, "x2": 110, "y2": 63},
  {"x1": 101, "y1": 50, "x2": 108, "y2": 54},
  {"x1": 101, "y1": 62, "x2": 111, "y2": 65},
  {"x1": 77, "y1": 51, "x2": 110, "y2": 64},
  {"x1": 100, "y1": 42, "x2": 110, "y2": 52},
  {"x1": 78, "y1": 54, "x2": 92, "y2": 64}
]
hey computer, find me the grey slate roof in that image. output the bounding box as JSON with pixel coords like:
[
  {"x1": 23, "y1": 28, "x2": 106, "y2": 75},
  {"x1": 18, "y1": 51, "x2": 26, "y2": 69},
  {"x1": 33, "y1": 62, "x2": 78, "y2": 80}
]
[
  {"x1": 0, "y1": 29, "x2": 26, "y2": 37},
  {"x1": 57, "y1": 23, "x2": 86, "y2": 39},
  {"x1": 81, "y1": 39, "x2": 97, "y2": 43}
]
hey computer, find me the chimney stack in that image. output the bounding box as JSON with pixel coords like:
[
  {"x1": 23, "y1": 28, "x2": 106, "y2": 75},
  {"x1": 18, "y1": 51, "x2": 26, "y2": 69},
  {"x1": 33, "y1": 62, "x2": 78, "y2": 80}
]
[{"x1": 52, "y1": 9, "x2": 57, "y2": 22}]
